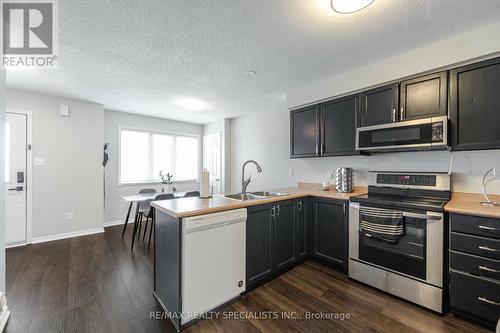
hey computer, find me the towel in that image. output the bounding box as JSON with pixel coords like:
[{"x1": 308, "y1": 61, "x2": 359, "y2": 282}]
[{"x1": 359, "y1": 206, "x2": 404, "y2": 243}]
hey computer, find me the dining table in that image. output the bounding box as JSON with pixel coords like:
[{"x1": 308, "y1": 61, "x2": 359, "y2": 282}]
[{"x1": 121, "y1": 191, "x2": 186, "y2": 239}]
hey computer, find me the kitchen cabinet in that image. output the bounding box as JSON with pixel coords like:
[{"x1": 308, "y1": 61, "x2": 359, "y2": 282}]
[
  {"x1": 360, "y1": 83, "x2": 399, "y2": 126},
  {"x1": 450, "y1": 57, "x2": 500, "y2": 151},
  {"x1": 246, "y1": 203, "x2": 274, "y2": 286},
  {"x1": 246, "y1": 200, "x2": 298, "y2": 287},
  {"x1": 290, "y1": 94, "x2": 360, "y2": 158},
  {"x1": 399, "y1": 71, "x2": 447, "y2": 121},
  {"x1": 450, "y1": 213, "x2": 500, "y2": 330},
  {"x1": 290, "y1": 105, "x2": 319, "y2": 158},
  {"x1": 360, "y1": 72, "x2": 447, "y2": 127},
  {"x1": 320, "y1": 95, "x2": 360, "y2": 156},
  {"x1": 274, "y1": 201, "x2": 297, "y2": 271},
  {"x1": 296, "y1": 198, "x2": 309, "y2": 260},
  {"x1": 311, "y1": 198, "x2": 348, "y2": 270}
]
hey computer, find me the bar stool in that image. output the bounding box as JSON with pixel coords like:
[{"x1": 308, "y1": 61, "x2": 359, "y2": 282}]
[
  {"x1": 130, "y1": 188, "x2": 156, "y2": 250},
  {"x1": 183, "y1": 191, "x2": 200, "y2": 198},
  {"x1": 144, "y1": 193, "x2": 175, "y2": 251}
]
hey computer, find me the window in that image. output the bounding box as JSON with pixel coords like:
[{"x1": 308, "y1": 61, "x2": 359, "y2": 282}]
[
  {"x1": 120, "y1": 128, "x2": 199, "y2": 184},
  {"x1": 203, "y1": 132, "x2": 221, "y2": 193}
]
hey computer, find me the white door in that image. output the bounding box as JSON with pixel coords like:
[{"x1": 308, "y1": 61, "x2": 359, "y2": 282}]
[
  {"x1": 5, "y1": 112, "x2": 27, "y2": 246},
  {"x1": 203, "y1": 132, "x2": 221, "y2": 195}
]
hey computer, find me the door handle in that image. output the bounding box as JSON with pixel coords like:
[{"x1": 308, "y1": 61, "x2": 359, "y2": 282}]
[
  {"x1": 478, "y1": 266, "x2": 500, "y2": 273},
  {"x1": 392, "y1": 108, "x2": 396, "y2": 122},
  {"x1": 479, "y1": 245, "x2": 499, "y2": 252},
  {"x1": 478, "y1": 296, "x2": 500, "y2": 307},
  {"x1": 478, "y1": 225, "x2": 499, "y2": 232},
  {"x1": 8, "y1": 186, "x2": 23, "y2": 191},
  {"x1": 276, "y1": 205, "x2": 280, "y2": 216},
  {"x1": 400, "y1": 107, "x2": 404, "y2": 120},
  {"x1": 401, "y1": 212, "x2": 442, "y2": 220}
]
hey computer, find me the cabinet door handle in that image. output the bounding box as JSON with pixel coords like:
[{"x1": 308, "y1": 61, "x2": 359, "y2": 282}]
[
  {"x1": 298, "y1": 201, "x2": 302, "y2": 211},
  {"x1": 479, "y1": 225, "x2": 499, "y2": 231},
  {"x1": 478, "y1": 296, "x2": 500, "y2": 307},
  {"x1": 479, "y1": 265, "x2": 500, "y2": 273},
  {"x1": 315, "y1": 145, "x2": 319, "y2": 156},
  {"x1": 276, "y1": 205, "x2": 280, "y2": 216},
  {"x1": 392, "y1": 108, "x2": 396, "y2": 122},
  {"x1": 400, "y1": 107, "x2": 404, "y2": 120},
  {"x1": 479, "y1": 245, "x2": 499, "y2": 252},
  {"x1": 321, "y1": 145, "x2": 325, "y2": 155},
  {"x1": 271, "y1": 206, "x2": 275, "y2": 217}
]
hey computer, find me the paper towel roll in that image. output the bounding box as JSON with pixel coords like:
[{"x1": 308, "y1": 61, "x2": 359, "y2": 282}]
[{"x1": 200, "y1": 168, "x2": 210, "y2": 198}]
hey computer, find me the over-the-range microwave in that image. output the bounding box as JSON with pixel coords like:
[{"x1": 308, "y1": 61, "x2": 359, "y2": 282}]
[{"x1": 356, "y1": 116, "x2": 448, "y2": 152}]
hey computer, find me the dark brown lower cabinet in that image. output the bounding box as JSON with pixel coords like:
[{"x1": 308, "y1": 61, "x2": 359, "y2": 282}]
[
  {"x1": 311, "y1": 198, "x2": 348, "y2": 270},
  {"x1": 450, "y1": 213, "x2": 500, "y2": 329}
]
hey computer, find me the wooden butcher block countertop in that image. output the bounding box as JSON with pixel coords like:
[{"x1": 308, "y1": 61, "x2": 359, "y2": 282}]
[
  {"x1": 445, "y1": 192, "x2": 500, "y2": 219},
  {"x1": 151, "y1": 183, "x2": 367, "y2": 218}
]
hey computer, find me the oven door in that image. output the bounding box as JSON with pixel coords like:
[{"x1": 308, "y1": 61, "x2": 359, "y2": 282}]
[
  {"x1": 356, "y1": 116, "x2": 447, "y2": 151},
  {"x1": 349, "y1": 203, "x2": 443, "y2": 287}
]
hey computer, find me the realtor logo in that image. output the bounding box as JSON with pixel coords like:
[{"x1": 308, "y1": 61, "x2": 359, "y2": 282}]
[{"x1": 1, "y1": 0, "x2": 58, "y2": 68}]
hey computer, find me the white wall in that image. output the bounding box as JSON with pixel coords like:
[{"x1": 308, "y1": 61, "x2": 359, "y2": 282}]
[
  {"x1": 6, "y1": 89, "x2": 104, "y2": 240},
  {"x1": 0, "y1": 70, "x2": 6, "y2": 295},
  {"x1": 231, "y1": 22, "x2": 500, "y2": 195},
  {"x1": 103, "y1": 110, "x2": 203, "y2": 223},
  {"x1": 203, "y1": 118, "x2": 232, "y2": 194},
  {"x1": 287, "y1": 21, "x2": 500, "y2": 108}
]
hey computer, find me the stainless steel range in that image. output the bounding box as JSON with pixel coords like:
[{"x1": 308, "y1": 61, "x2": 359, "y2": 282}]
[{"x1": 349, "y1": 171, "x2": 451, "y2": 313}]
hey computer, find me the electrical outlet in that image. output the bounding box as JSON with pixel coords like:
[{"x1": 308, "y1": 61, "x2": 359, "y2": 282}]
[
  {"x1": 288, "y1": 169, "x2": 294, "y2": 177},
  {"x1": 34, "y1": 157, "x2": 45, "y2": 166},
  {"x1": 66, "y1": 212, "x2": 74, "y2": 220}
]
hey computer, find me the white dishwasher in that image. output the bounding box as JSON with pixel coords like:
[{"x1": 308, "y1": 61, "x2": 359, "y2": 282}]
[{"x1": 181, "y1": 208, "x2": 246, "y2": 324}]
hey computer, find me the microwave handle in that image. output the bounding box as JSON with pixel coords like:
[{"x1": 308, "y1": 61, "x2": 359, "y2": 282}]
[{"x1": 402, "y1": 212, "x2": 442, "y2": 220}]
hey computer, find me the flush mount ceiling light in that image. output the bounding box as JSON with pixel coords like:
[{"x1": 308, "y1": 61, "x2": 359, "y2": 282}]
[
  {"x1": 245, "y1": 70, "x2": 257, "y2": 77},
  {"x1": 331, "y1": 0, "x2": 374, "y2": 14},
  {"x1": 176, "y1": 98, "x2": 209, "y2": 111}
]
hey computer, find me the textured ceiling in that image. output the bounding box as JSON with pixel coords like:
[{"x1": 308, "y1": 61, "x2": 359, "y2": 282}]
[{"x1": 7, "y1": 0, "x2": 500, "y2": 124}]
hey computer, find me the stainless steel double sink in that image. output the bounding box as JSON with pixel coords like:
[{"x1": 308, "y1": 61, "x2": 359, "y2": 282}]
[{"x1": 224, "y1": 191, "x2": 289, "y2": 201}]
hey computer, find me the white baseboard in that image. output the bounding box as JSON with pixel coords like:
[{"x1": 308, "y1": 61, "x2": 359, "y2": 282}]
[
  {"x1": 31, "y1": 227, "x2": 105, "y2": 244},
  {"x1": 103, "y1": 219, "x2": 125, "y2": 227}
]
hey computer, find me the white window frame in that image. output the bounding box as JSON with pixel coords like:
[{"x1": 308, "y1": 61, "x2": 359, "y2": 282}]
[{"x1": 118, "y1": 126, "x2": 200, "y2": 186}]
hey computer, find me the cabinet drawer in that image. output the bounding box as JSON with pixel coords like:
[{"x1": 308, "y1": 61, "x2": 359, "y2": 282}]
[
  {"x1": 450, "y1": 271, "x2": 500, "y2": 325},
  {"x1": 452, "y1": 214, "x2": 500, "y2": 239},
  {"x1": 451, "y1": 251, "x2": 500, "y2": 282},
  {"x1": 451, "y1": 233, "x2": 500, "y2": 260}
]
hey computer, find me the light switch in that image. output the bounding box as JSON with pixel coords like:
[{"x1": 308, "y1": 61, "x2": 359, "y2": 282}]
[
  {"x1": 60, "y1": 104, "x2": 70, "y2": 117},
  {"x1": 34, "y1": 157, "x2": 45, "y2": 166},
  {"x1": 288, "y1": 169, "x2": 294, "y2": 177}
]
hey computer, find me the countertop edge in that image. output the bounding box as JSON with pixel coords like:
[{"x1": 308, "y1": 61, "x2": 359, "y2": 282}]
[{"x1": 151, "y1": 190, "x2": 363, "y2": 219}]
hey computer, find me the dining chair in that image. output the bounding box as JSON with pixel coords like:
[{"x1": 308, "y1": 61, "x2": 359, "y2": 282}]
[
  {"x1": 183, "y1": 191, "x2": 200, "y2": 198},
  {"x1": 130, "y1": 188, "x2": 156, "y2": 250},
  {"x1": 144, "y1": 193, "x2": 175, "y2": 251}
]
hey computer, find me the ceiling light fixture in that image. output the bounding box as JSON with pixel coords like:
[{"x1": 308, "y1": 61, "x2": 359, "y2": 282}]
[
  {"x1": 245, "y1": 70, "x2": 257, "y2": 77},
  {"x1": 176, "y1": 98, "x2": 209, "y2": 111},
  {"x1": 331, "y1": 0, "x2": 374, "y2": 14}
]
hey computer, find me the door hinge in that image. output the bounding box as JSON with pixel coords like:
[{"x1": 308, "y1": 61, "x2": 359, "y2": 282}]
[{"x1": 27, "y1": 144, "x2": 32, "y2": 151}]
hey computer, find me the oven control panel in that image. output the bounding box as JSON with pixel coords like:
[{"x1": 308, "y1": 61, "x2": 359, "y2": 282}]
[{"x1": 376, "y1": 174, "x2": 437, "y2": 186}]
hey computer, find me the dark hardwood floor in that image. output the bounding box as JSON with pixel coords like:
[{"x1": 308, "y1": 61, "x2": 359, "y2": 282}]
[{"x1": 5, "y1": 225, "x2": 489, "y2": 333}]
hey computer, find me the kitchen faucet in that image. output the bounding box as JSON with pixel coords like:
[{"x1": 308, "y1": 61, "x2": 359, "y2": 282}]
[{"x1": 241, "y1": 160, "x2": 263, "y2": 194}]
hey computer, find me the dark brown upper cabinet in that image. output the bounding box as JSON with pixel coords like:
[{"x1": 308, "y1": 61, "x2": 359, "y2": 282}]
[
  {"x1": 290, "y1": 105, "x2": 320, "y2": 158},
  {"x1": 290, "y1": 94, "x2": 360, "y2": 158},
  {"x1": 320, "y1": 94, "x2": 360, "y2": 157},
  {"x1": 450, "y1": 57, "x2": 500, "y2": 151},
  {"x1": 360, "y1": 83, "x2": 399, "y2": 126},
  {"x1": 400, "y1": 71, "x2": 447, "y2": 121}
]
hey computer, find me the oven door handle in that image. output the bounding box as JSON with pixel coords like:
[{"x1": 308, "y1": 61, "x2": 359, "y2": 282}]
[{"x1": 402, "y1": 212, "x2": 442, "y2": 220}]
